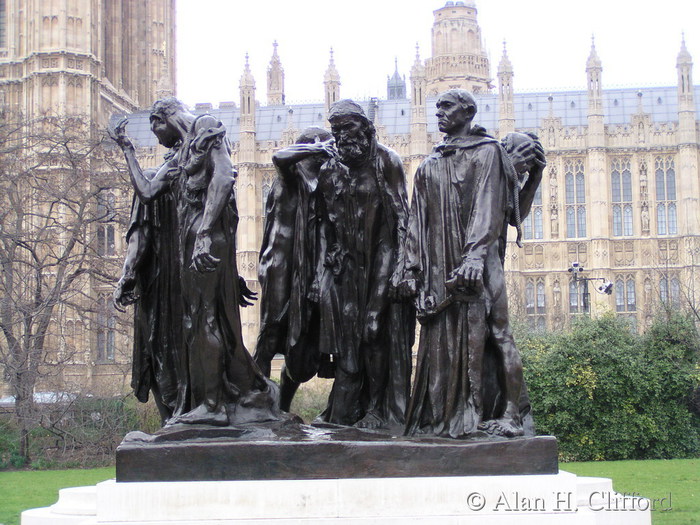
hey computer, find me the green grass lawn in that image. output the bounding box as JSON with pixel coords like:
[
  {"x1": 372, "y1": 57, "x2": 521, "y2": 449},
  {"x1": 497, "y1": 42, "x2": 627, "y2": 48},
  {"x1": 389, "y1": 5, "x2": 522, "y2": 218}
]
[
  {"x1": 0, "y1": 467, "x2": 115, "y2": 525},
  {"x1": 564, "y1": 458, "x2": 699, "y2": 525},
  {"x1": 0, "y1": 460, "x2": 697, "y2": 525}
]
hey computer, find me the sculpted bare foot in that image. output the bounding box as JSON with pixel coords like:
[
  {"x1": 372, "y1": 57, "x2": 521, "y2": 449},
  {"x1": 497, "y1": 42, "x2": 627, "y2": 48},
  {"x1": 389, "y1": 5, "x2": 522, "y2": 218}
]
[
  {"x1": 354, "y1": 410, "x2": 384, "y2": 429},
  {"x1": 166, "y1": 404, "x2": 229, "y2": 426},
  {"x1": 478, "y1": 417, "x2": 524, "y2": 437}
]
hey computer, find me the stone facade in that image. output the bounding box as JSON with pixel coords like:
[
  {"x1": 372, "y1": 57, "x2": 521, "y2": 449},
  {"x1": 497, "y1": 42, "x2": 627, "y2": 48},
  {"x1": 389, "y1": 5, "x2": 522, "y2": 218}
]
[
  {"x1": 0, "y1": 0, "x2": 176, "y2": 398},
  {"x1": 209, "y1": 1, "x2": 698, "y2": 345},
  {"x1": 2, "y1": 0, "x2": 698, "y2": 399},
  {"x1": 0, "y1": 0, "x2": 175, "y2": 125}
]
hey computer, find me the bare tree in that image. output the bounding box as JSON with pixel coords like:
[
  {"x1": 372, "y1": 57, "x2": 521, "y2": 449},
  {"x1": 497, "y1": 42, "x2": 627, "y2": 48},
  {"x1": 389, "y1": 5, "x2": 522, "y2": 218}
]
[{"x1": 0, "y1": 111, "x2": 129, "y2": 462}]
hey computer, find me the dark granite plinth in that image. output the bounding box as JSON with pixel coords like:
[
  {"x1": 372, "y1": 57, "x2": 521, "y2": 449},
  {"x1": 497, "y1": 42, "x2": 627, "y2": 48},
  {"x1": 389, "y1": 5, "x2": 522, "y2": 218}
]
[{"x1": 116, "y1": 420, "x2": 558, "y2": 482}]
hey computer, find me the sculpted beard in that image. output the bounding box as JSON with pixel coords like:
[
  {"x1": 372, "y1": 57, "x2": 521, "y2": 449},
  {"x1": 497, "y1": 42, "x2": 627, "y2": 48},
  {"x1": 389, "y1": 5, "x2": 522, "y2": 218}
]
[{"x1": 338, "y1": 131, "x2": 370, "y2": 164}]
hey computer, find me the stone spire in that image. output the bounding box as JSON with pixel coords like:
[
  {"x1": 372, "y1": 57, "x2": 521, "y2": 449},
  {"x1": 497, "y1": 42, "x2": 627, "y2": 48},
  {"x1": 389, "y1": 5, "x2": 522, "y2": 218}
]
[
  {"x1": 267, "y1": 41, "x2": 285, "y2": 106},
  {"x1": 677, "y1": 34, "x2": 694, "y2": 107},
  {"x1": 586, "y1": 36, "x2": 603, "y2": 107},
  {"x1": 676, "y1": 34, "x2": 699, "y2": 235},
  {"x1": 677, "y1": 35, "x2": 695, "y2": 144},
  {"x1": 324, "y1": 47, "x2": 341, "y2": 115},
  {"x1": 497, "y1": 41, "x2": 515, "y2": 134},
  {"x1": 387, "y1": 57, "x2": 406, "y2": 100},
  {"x1": 410, "y1": 43, "x2": 426, "y2": 106},
  {"x1": 239, "y1": 53, "x2": 256, "y2": 132},
  {"x1": 409, "y1": 43, "x2": 428, "y2": 195}
]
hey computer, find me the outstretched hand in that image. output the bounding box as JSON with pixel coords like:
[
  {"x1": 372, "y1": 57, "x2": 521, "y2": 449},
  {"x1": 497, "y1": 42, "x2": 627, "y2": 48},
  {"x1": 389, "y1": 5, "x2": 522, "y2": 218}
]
[
  {"x1": 107, "y1": 117, "x2": 133, "y2": 150},
  {"x1": 191, "y1": 233, "x2": 220, "y2": 273},
  {"x1": 238, "y1": 276, "x2": 258, "y2": 307}
]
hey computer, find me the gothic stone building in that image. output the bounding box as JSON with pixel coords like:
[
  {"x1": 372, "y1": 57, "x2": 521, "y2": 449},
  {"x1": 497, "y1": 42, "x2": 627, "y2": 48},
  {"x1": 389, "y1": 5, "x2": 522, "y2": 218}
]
[
  {"x1": 123, "y1": 1, "x2": 700, "y2": 350},
  {"x1": 2, "y1": 1, "x2": 698, "y2": 397},
  {"x1": 0, "y1": 0, "x2": 176, "y2": 397}
]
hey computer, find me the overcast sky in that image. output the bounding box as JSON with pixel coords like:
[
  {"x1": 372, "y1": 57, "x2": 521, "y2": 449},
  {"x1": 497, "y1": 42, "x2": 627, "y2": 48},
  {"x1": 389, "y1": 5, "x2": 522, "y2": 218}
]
[{"x1": 176, "y1": 1, "x2": 699, "y2": 108}]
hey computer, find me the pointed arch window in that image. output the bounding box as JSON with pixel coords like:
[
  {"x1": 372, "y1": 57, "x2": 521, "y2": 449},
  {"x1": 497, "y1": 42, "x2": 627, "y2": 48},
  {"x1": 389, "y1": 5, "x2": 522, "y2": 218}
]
[
  {"x1": 565, "y1": 159, "x2": 586, "y2": 238},
  {"x1": 569, "y1": 278, "x2": 589, "y2": 314},
  {"x1": 96, "y1": 295, "x2": 116, "y2": 362},
  {"x1": 655, "y1": 156, "x2": 677, "y2": 235},
  {"x1": 96, "y1": 192, "x2": 116, "y2": 256},
  {"x1": 615, "y1": 275, "x2": 636, "y2": 312},
  {"x1": 611, "y1": 158, "x2": 633, "y2": 236},
  {"x1": 522, "y1": 185, "x2": 543, "y2": 240},
  {"x1": 0, "y1": 0, "x2": 6, "y2": 48},
  {"x1": 525, "y1": 277, "x2": 546, "y2": 329},
  {"x1": 659, "y1": 274, "x2": 681, "y2": 308},
  {"x1": 262, "y1": 183, "x2": 272, "y2": 220}
]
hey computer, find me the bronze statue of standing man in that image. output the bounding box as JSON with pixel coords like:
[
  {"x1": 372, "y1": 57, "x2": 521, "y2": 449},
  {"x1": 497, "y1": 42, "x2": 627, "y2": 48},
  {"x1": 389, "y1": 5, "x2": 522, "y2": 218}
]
[
  {"x1": 400, "y1": 89, "x2": 544, "y2": 438},
  {"x1": 315, "y1": 99, "x2": 414, "y2": 429}
]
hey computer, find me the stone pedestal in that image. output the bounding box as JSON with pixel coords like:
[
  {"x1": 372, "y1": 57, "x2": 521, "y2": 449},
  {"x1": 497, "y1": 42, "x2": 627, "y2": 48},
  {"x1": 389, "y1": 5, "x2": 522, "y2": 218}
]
[
  {"x1": 22, "y1": 471, "x2": 651, "y2": 524},
  {"x1": 116, "y1": 423, "x2": 558, "y2": 481}
]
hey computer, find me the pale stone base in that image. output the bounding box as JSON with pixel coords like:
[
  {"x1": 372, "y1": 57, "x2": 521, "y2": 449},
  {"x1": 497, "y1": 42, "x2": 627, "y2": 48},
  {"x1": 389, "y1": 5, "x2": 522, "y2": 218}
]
[{"x1": 22, "y1": 471, "x2": 651, "y2": 525}]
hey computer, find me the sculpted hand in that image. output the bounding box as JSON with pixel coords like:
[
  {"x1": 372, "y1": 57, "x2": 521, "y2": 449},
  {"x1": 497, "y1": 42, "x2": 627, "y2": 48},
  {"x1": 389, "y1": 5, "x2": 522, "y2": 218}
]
[
  {"x1": 316, "y1": 137, "x2": 338, "y2": 159},
  {"x1": 364, "y1": 311, "x2": 381, "y2": 342},
  {"x1": 446, "y1": 260, "x2": 484, "y2": 293},
  {"x1": 397, "y1": 278, "x2": 418, "y2": 299},
  {"x1": 113, "y1": 273, "x2": 139, "y2": 310},
  {"x1": 238, "y1": 276, "x2": 257, "y2": 307},
  {"x1": 396, "y1": 269, "x2": 419, "y2": 299},
  {"x1": 509, "y1": 141, "x2": 537, "y2": 175},
  {"x1": 191, "y1": 233, "x2": 220, "y2": 273},
  {"x1": 107, "y1": 117, "x2": 133, "y2": 150}
]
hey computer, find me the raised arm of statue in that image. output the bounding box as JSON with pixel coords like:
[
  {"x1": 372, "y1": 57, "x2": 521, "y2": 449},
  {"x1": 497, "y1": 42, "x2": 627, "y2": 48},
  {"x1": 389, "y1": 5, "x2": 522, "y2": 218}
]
[
  {"x1": 272, "y1": 138, "x2": 336, "y2": 183},
  {"x1": 108, "y1": 118, "x2": 178, "y2": 203}
]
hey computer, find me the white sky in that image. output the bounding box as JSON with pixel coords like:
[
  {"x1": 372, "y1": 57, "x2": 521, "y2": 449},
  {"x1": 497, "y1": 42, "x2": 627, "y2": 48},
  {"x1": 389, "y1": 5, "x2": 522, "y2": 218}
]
[{"x1": 176, "y1": 1, "x2": 699, "y2": 108}]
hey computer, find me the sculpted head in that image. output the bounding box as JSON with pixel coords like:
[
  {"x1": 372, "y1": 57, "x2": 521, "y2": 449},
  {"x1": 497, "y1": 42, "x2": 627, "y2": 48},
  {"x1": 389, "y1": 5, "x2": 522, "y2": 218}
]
[
  {"x1": 328, "y1": 99, "x2": 375, "y2": 166},
  {"x1": 150, "y1": 97, "x2": 191, "y2": 148},
  {"x1": 296, "y1": 126, "x2": 333, "y2": 171},
  {"x1": 436, "y1": 89, "x2": 477, "y2": 136},
  {"x1": 296, "y1": 126, "x2": 332, "y2": 145}
]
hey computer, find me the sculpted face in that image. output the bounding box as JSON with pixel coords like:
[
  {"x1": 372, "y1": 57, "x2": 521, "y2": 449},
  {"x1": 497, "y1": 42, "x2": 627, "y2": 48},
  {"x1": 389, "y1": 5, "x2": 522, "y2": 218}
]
[
  {"x1": 150, "y1": 113, "x2": 180, "y2": 148},
  {"x1": 330, "y1": 115, "x2": 370, "y2": 165},
  {"x1": 435, "y1": 94, "x2": 474, "y2": 135}
]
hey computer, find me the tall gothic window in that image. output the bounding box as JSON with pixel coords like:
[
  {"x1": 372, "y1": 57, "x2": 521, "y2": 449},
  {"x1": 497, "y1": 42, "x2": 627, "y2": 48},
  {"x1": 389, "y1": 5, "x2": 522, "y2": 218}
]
[
  {"x1": 96, "y1": 192, "x2": 116, "y2": 256},
  {"x1": 525, "y1": 278, "x2": 546, "y2": 329},
  {"x1": 522, "y1": 185, "x2": 543, "y2": 240},
  {"x1": 615, "y1": 275, "x2": 636, "y2": 312},
  {"x1": 262, "y1": 183, "x2": 271, "y2": 220},
  {"x1": 659, "y1": 275, "x2": 681, "y2": 309},
  {"x1": 0, "y1": 0, "x2": 6, "y2": 48},
  {"x1": 655, "y1": 156, "x2": 677, "y2": 235},
  {"x1": 611, "y1": 158, "x2": 633, "y2": 236},
  {"x1": 565, "y1": 159, "x2": 586, "y2": 238},
  {"x1": 569, "y1": 279, "x2": 589, "y2": 314},
  {"x1": 96, "y1": 296, "x2": 116, "y2": 362}
]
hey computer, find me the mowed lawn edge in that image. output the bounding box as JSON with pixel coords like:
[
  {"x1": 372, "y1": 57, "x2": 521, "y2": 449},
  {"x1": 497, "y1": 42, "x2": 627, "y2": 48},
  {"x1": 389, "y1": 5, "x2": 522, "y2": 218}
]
[{"x1": 1, "y1": 460, "x2": 698, "y2": 525}]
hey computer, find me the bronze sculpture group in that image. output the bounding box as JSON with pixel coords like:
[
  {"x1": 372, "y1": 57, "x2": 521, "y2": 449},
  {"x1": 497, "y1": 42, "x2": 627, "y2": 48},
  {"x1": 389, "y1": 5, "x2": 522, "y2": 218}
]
[{"x1": 110, "y1": 88, "x2": 545, "y2": 439}]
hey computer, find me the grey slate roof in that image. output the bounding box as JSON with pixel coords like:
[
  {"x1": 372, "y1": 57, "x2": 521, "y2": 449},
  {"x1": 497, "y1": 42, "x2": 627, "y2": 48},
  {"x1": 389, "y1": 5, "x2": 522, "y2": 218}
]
[{"x1": 116, "y1": 86, "x2": 694, "y2": 148}]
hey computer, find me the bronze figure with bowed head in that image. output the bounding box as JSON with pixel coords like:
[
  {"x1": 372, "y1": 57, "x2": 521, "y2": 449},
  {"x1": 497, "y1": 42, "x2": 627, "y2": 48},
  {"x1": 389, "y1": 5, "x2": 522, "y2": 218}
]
[
  {"x1": 313, "y1": 99, "x2": 415, "y2": 429},
  {"x1": 400, "y1": 89, "x2": 545, "y2": 438}
]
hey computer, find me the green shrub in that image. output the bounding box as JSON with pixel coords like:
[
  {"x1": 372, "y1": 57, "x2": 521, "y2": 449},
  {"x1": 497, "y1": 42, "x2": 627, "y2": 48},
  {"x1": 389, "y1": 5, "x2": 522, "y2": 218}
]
[{"x1": 519, "y1": 312, "x2": 700, "y2": 461}]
